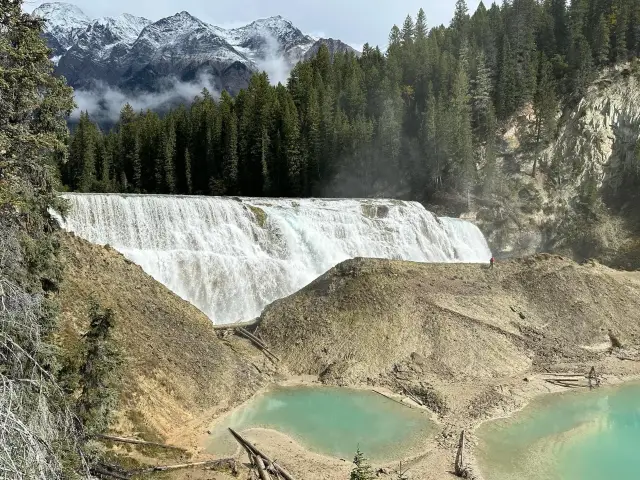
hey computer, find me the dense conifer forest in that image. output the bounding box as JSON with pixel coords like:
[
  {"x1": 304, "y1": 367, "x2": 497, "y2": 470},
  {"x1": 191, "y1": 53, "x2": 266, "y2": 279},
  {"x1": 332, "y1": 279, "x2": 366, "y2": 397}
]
[{"x1": 62, "y1": 0, "x2": 640, "y2": 201}]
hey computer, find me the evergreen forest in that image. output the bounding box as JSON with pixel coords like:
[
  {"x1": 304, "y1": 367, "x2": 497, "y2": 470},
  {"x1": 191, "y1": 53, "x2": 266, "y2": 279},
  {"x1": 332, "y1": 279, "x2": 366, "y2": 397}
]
[{"x1": 62, "y1": 0, "x2": 640, "y2": 202}]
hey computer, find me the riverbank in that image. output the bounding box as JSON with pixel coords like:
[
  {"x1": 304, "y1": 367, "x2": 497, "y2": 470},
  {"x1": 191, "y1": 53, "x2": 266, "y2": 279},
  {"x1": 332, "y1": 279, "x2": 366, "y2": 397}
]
[
  {"x1": 164, "y1": 364, "x2": 640, "y2": 480},
  {"x1": 56, "y1": 236, "x2": 640, "y2": 478}
]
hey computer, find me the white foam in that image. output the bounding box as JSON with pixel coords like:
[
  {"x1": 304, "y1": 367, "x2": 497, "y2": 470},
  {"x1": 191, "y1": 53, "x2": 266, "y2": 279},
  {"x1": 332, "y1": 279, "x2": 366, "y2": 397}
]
[{"x1": 54, "y1": 194, "x2": 491, "y2": 325}]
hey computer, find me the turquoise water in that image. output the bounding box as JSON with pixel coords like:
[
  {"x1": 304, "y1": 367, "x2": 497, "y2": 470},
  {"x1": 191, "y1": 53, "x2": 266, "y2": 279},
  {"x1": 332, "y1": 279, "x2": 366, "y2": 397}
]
[
  {"x1": 205, "y1": 386, "x2": 435, "y2": 461},
  {"x1": 476, "y1": 382, "x2": 640, "y2": 480}
]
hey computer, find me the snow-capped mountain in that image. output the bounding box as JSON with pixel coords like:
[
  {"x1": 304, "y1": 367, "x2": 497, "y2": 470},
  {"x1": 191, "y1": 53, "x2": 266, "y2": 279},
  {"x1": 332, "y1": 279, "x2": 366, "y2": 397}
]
[
  {"x1": 35, "y1": 2, "x2": 91, "y2": 57},
  {"x1": 33, "y1": 2, "x2": 358, "y2": 96}
]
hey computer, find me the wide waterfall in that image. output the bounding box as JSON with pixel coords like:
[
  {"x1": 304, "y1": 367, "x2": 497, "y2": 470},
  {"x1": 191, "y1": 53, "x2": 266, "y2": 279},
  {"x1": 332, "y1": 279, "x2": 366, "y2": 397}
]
[{"x1": 54, "y1": 194, "x2": 491, "y2": 325}]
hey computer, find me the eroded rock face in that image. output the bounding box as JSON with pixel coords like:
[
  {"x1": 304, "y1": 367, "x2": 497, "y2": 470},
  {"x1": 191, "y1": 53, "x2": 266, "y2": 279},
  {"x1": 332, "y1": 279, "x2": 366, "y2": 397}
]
[{"x1": 471, "y1": 65, "x2": 640, "y2": 265}]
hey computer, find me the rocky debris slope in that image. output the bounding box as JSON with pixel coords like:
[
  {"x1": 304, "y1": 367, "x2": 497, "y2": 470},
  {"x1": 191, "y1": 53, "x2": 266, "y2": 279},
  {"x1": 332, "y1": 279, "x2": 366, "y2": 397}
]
[
  {"x1": 56, "y1": 233, "x2": 267, "y2": 442},
  {"x1": 33, "y1": 2, "x2": 358, "y2": 94},
  {"x1": 255, "y1": 255, "x2": 640, "y2": 389}
]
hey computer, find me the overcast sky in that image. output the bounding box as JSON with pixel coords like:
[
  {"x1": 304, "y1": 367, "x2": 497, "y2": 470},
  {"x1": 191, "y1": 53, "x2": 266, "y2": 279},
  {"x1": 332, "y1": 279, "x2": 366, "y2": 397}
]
[{"x1": 25, "y1": 0, "x2": 481, "y2": 50}]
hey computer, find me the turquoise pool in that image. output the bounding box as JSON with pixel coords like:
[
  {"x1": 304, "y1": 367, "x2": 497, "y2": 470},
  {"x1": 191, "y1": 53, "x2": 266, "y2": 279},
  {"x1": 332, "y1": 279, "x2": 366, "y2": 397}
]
[
  {"x1": 205, "y1": 385, "x2": 435, "y2": 462},
  {"x1": 476, "y1": 382, "x2": 640, "y2": 480}
]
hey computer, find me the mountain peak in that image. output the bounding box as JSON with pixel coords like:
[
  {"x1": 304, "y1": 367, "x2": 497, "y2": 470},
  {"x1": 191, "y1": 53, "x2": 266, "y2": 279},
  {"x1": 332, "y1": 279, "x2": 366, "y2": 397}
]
[
  {"x1": 91, "y1": 13, "x2": 151, "y2": 44},
  {"x1": 35, "y1": 5, "x2": 353, "y2": 100},
  {"x1": 33, "y1": 2, "x2": 92, "y2": 53},
  {"x1": 33, "y1": 2, "x2": 91, "y2": 30},
  {"x1": 33, "y1": 2, "x2": 88, "y2": 19}
]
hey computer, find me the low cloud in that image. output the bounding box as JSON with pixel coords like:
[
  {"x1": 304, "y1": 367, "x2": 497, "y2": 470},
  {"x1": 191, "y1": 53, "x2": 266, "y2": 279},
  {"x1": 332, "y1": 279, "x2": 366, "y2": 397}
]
[
  {"x1": 254, "y1": 31, "x2": 294, "y2": 86},
  {"x1": 71, "y1": 72, "x2": 220, "y2": 123}
]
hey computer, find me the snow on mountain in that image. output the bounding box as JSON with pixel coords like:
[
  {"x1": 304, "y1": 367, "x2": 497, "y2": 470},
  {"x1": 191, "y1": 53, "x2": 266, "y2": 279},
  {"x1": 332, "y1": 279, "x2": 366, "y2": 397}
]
[
  {"x1": 92, "y1": 14, "x2": 152, "y2": 46},
  {"x1": 33, "y1": 2, "x2": 91, "y2": 55},
  {"x1": 129, "y1": 11, "x2": 248, "y2": 64},
  {"x1": 33, "y1": 2, "x2": 360, "y2": 111},
  {"x1": 223, "y1": 15, "x2": 314, "y2": 55}
]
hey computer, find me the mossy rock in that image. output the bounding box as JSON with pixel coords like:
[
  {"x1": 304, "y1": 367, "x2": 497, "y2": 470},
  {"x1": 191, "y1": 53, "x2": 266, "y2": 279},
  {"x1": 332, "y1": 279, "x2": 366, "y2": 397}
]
[
  {"x1": 248, "y1": 205, "x2": 267, "y2": 228},
  {"x1": 361, "y1": 204, "x2": 390, "y2": 219}
]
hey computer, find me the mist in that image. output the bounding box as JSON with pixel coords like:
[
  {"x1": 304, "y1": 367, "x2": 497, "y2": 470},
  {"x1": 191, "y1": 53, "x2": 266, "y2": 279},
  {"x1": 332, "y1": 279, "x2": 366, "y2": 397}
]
[
  {"x1": 254, "y1": 30, "x2": 296, "y2": 86},
  {"x1": 71, "y1": 72, "x2": 220, "y2": 124}
]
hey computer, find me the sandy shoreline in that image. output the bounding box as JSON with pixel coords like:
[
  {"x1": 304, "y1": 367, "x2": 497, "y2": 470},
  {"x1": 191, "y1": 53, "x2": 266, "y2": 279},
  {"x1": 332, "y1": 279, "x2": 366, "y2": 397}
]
[{"x1": 164, "y1": 359, "x2": 640, "y2": 480}]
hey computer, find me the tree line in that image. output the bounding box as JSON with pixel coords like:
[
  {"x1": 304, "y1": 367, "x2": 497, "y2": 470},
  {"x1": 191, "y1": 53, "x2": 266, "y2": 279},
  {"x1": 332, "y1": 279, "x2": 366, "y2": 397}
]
[{"x1": 62, "y1": 0, "x2": 640, "y2": 202}]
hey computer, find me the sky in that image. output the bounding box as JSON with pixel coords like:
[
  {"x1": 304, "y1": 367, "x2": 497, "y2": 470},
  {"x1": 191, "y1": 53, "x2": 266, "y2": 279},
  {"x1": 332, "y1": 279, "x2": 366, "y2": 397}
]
[{"x1": 24, "y1": 0, "x2": 481, "y2": 50}]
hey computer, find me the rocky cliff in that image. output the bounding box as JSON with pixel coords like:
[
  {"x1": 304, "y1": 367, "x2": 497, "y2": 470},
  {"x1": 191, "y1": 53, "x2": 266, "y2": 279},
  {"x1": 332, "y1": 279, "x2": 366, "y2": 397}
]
[{"x1": 471, "y1": 64, "x2": 640, "y2": 268}]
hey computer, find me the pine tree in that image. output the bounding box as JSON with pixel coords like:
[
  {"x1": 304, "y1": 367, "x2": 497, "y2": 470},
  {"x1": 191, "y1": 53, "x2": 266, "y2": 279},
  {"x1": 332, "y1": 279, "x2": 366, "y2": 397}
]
[
  {"x1": 551, "y1": 0, "x2": 570, "y2": 55},
  {"x1": 497, "y1": 34, "x2": 517, "y2": 119},
  {"x1": 419, "y1": 89, "x2": 441, "y2": 195},
  {"x1": 451, "y1": 58, "x2": 475, "y2": 195},
  {"x1": 388, "y1": 25, "x2": 402, "y2": 54},
  {"x1": 567, "y1": 32, "x2": 594, "y2": 98},
  {"x1": 350, "y1": 448, "x2": 375, "y2": 480},
  {"x1": 593, "y1": 13, "x2": 611, "y2": 65},
  {"x1": 401, "y1": 15, "x2": 415, "y2": 47},
  {"x1": 532, "y1": 52, "x2": 557, "y2": 176},
  {"x1": 415, "y1": 8, "x2": 428, "y2": 42},
  {"x1": 67, "y1": 112, "x2": 98, "y2": 192},
  {"x1": 117, "y1": 103, "x2": 139, "y2": 192},
  {"x1": 471, "y1": 52, "x2": 497, "y2": 141},
  {"x1": 1, "y1": 0, "x2": 74, "y2": 171},
  {"x1": 219, "y1": 91, "x2": 239, "y2": 194},
  {"x1": 304, "y1": 89, "x2": 321, "y2": 195},
  {"x1": 452, "y1": 0, "x2": 470, "y2": 31},
  {"x1": 76, "y1": 301, "x2": 121, "y2": 435},
  {"x1": 164, "y1": 122, "x2": 176, "y2": 194},
  {"x1": 131, "y1": 135, "x2": 142, "y2": 192},
  {"x1": 612, "y1": 0, "x2": 629, "y2": 62},
  {"x1": 377, "y1": 84, "x2": 403, "y2": 178},
  {"x1": 184, "y1": 148, "x2": 193, "y2": 194}
]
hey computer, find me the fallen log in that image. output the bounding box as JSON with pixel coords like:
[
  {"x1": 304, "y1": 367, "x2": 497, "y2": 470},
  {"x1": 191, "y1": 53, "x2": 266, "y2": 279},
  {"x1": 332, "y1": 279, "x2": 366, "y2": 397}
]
[
  {"x1": 132, "y1": 458, "x2": 237, "y2": 475},
  {"x1": 236, "y1": 327, "x2": 280, "y2": 362},
  {"x1": 454, "y1": 430, "x2": 465, "y2": 477},
  {"x1": 544, "y1": 379, "x2": 586, "y2": 388},
  {"x1": 545, "y1": 378, "x2": 581, "y2": 382},
  {"x1": 616, "y1": 355, "x2": 640, "y2": 361},
  {"x1": 255, "y1": 455, "x2": 272, "y2": 480},
  {"x1": 405, "y1": 391, "x2": 424, "y2": 407},
  {"x1": 90, "y1": 465, "x2": 131, "y2": 480},
  {"x1": 372, "y1": 389, "x2": 414, "y2": 409},
  {"x1": 92, "y1": 434, "x2": 184, "y2": 451},
  {"x1": 228, "y1": 428, "x2": 296, "y2": 480}
]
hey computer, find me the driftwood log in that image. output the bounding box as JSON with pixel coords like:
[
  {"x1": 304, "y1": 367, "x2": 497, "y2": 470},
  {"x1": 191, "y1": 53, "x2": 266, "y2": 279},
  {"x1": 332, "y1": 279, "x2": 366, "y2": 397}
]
[
  {"x1": 228, "y1": 428, "x2": 296, "y2": 480},
  {"x1": 254, "y1": 454, "x2": 272, "y2": 480},
  {"x1": 236, "y1": 327, "x2": 280, "y2": 362},
  {"x1": 454, "y1": 430, "x2": 466, "y2": 477},
  {"x1": 371, "y1": 389, "x2": 414, "y2": 409},
  {"x1": 90, "y1": 464, "x2": 132, "y2": 480},
  {"x1": 92, "y1": 434, "x2": 184, "y2": 451},
  {"x1": 132, "y1": 458, "x2": 238, "y2": 474}
]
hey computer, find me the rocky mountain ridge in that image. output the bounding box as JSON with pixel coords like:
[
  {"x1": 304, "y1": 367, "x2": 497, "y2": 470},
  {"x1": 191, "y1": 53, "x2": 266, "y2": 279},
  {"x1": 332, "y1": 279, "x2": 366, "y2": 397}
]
[{"x1": 34, "y1": 2, "x2": 359, "y2": 95}]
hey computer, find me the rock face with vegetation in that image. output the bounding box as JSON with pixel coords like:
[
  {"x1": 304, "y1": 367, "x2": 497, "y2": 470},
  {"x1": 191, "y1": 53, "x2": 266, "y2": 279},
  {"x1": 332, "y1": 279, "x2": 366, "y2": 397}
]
[
  {"x1": 255, "y1": 256, "x2": 640, "y2": 388},
  {"x1": 474, "y1": 65, "x2": 640, "y2": 266},
  {"x1": 56, "y1": 234, "x2": 266, "y2": 442}
]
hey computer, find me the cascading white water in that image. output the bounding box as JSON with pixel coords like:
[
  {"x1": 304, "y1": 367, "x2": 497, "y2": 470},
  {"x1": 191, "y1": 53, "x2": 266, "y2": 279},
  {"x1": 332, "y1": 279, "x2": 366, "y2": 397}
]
[{"x1": 54, "y1": 194, "x2": 491, "y2": 324}]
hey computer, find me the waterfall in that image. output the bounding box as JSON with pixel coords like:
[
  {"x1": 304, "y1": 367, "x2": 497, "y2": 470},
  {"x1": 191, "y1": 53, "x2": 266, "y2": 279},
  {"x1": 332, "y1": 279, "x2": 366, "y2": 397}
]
[{"x1": 54, "y1": 194, "x2": 491, "y2": 325}]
